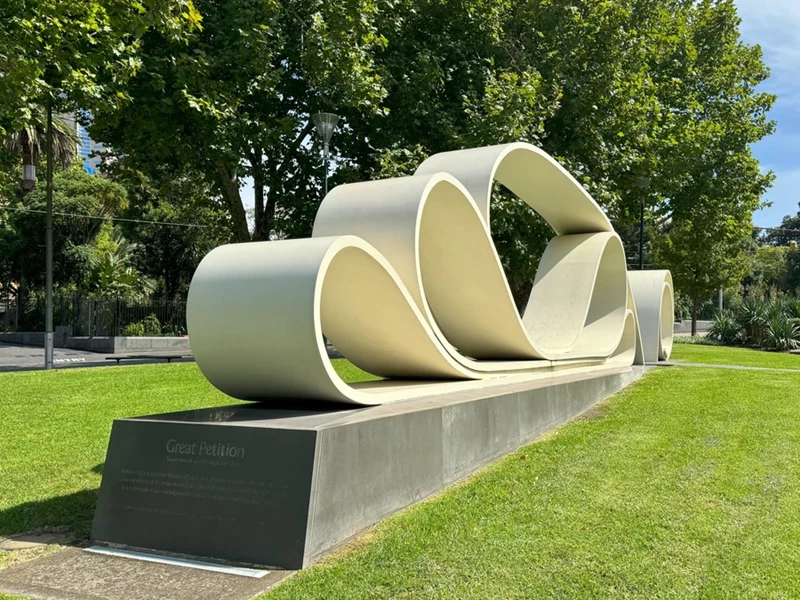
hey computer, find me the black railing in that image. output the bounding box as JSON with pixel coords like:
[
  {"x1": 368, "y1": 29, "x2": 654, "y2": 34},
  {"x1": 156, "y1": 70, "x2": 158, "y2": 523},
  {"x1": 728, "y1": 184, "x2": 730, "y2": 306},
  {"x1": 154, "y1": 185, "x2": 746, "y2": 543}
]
[{"x1": 9, "y1": 294, "x2": 187, "y2": 337}]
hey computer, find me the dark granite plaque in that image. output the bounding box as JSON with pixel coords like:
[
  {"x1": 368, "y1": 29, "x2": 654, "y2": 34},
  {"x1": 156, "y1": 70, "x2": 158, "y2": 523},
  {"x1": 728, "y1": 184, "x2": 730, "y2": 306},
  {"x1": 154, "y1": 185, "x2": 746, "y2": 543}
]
[{"x1": 91, "y1": 412, "x2": 318, "y2": 569}]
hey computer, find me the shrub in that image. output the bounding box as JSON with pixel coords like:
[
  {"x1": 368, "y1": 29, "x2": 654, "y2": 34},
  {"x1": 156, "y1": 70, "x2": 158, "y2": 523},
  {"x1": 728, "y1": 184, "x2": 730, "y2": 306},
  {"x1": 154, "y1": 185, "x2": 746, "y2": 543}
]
[
  {"x1": 762, "y1": 314, "x2": 800, "y2": 351},
  {"x1": 141, "y1": 314, "x2": 162, "y2": 336},
  {"x1": 708, "y1": 297, "x2": 800, "y2": 351},
  {"x1": 673, "y1": 335, "x2": 716, "y2": 345},
  {"x1": 708, "y1": 310, "x2": 744, "y2": 346},
  {"x1": 786, "y1": 299, "x2": 800, "y2": 320},
  {"x1": 122, "y1": 314, "x2": 162, "y2": 337},
  {"x1": 736, "y1": 298, "x2": 769, "y2": 346},
  {"x1": 123, "y1": 322, "x2": 145, "y2": 337}
]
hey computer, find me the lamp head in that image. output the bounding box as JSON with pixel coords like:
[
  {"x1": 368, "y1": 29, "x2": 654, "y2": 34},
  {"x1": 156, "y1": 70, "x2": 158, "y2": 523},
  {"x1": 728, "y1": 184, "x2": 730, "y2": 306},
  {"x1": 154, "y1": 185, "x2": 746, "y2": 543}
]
[{"x1": 312, "y1": 112, "x2": 339, "y2": 145}]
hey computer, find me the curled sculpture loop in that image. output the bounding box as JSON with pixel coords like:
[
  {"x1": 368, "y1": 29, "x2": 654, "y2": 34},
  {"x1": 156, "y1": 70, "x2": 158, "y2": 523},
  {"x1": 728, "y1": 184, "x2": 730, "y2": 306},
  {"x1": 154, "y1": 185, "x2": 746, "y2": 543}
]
[{"x1": 187, "y1": 142, "x2": 674, "y2": 405}]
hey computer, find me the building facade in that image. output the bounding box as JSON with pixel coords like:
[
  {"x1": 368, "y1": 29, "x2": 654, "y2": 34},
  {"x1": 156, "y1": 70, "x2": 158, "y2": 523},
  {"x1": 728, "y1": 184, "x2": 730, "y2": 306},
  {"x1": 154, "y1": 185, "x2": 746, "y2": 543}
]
[{"x1": 63, "y1": 113, "x2": 104, "y2": 174}]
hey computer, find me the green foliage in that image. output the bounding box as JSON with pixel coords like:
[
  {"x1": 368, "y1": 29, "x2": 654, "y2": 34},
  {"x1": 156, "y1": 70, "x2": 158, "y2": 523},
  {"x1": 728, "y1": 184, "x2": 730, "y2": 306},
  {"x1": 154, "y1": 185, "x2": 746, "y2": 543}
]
[
  {"x1": 0, "y1": 167, "x2": 129, "y2": 299},
  {"x1": 1, "y1": 0, "x2": 774, "y2": 315},
  {"x1": 673, "y1": 290, "x2": 718, "y2": 321},
  {"x1": 123, "y1": 313, "x2": 161, "y2": 337},
  {"x1": 355, "y1": 0, "x2": 774, "y2": 311},
  {"x1": 86, "y1": 230, "x2": 155, "y2": 300},
  {"x1": 737, "y1": 297, "x2": 769, "y2": 346},
  {"x1": 708, "y1": 310, "x2": 744, "y2": 346},
  {"x1": 89, "y1": 0, "x2": 388, "y2": 242},
  {"x1": 707, "y1": 297, "x2": 800, "y2": 351},
  {"x1": 763, "y1": 201, "x2": 800, "y2": 247},
  {"x1": 0, "y1": 0, "x2": 201, "y2": 135},
  {"x1": 490, "y1": 190, "x2": 553, "y2": 310},
  {"x1": 763, "y1": 313, "x2": 800, "y2": 352},
  {"x1": 107, "y1": 161, "x2": 233, "y2": 298},
  {"x1": 122, "y1": 322, "x2": 145, "y2": 337},
  {"x1": 77, "y1": 0, "x2": 775, "y2": 274},
  {"x1": 140, "y1": 314, "x2": 161, "y2": 336},
  {"x1": 747, "y1": 246, "x2": 789, "y2": 291},
  {"x1": 2, "y1": 110, "x2": 79, "y2": 194},
  {"x1": 759, "y1": 202, "x2": 800, "y2": 293}
]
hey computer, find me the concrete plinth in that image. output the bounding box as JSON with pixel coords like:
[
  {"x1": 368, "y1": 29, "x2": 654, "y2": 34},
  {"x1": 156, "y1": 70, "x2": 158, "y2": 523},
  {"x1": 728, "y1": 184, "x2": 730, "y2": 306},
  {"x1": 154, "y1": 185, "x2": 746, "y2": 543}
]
[{"x1": 92, "y1": 366, "x2": 644, "y2": 570}]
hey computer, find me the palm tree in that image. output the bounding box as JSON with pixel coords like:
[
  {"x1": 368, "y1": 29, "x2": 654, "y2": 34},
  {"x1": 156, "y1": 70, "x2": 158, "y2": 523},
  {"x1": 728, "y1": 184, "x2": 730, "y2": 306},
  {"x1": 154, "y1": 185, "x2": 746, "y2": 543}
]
[{"x1": 2, "y1": 108, "x2": 79, "y2": 194}]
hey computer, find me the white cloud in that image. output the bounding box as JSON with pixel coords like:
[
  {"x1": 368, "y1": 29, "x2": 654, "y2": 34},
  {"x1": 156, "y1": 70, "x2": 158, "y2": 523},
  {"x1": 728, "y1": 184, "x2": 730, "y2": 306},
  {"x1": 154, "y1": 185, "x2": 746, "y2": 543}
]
[{"x1": 736, "y1": 0, "x2": 800, "y2": 105}]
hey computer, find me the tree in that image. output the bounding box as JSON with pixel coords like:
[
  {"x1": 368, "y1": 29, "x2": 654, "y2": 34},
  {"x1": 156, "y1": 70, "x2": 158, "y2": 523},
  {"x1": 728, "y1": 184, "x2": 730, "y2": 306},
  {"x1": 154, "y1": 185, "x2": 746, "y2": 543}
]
[
  {"x1": 0, "y1": 167, "x2": 128, "y2": 310},
  {"x1": 63, "y1": 0, "x2": 774, "y2": 317},
  {"x1": 764, "y1": 202, "x2": 800, "y2": 247},
  {"x1": 745, "y1": 246, "x2": 789, "y2": 294},
  {"x1": 87, "y1": 229, "x2": 155, "y2": 299},
  {"x1": 108, "y1": 161, "x2": 233, "y2": 298},
  {"x1": 647, "y1": 1, "x2": 774, "y2": 333},
  {"x1": 89, "y1": 0, "x2": 387, "y2": 243},
  {"x1": 340, "y1": 0, "x2": 774, "y2": 309},
  {"x1": 0, "y1": 0, "x2": 201, "y2": 135},
  {"x1": 0, "y1": 0, "x2": 202, "y2": 330},
  {"x1": 3, "y1": 109, "x2": 78, "y2": 194}
]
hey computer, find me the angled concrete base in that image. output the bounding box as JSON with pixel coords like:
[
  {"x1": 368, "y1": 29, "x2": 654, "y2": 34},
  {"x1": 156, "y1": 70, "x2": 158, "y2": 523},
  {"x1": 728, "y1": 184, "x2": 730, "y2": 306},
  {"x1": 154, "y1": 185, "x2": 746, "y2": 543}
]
[{"x1": 92, "y1": 366, "x2": 644, "y2": 569}]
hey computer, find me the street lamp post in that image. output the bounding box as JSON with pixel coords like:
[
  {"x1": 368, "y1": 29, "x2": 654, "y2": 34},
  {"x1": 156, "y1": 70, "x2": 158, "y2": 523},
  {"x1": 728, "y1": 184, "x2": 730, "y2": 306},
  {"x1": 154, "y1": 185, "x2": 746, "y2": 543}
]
[
  {"x1": 634, "y1": 176, "x2": 651, "y2": 271},
  {"x1": 311, "y1": 112, "x2": 339, "y2": 197},
  {"x1": 42, "y1": 65, "x2": 61, "y2": 371},
  {"x1": 44, "y1": 98, "x2": 54, "y2": 370}
]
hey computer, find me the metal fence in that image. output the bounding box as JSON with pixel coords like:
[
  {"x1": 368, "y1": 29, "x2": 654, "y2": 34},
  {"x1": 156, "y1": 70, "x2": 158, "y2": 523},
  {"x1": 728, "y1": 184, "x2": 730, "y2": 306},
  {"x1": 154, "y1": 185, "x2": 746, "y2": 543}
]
[{"x1": 3, "y1": 294, "x2": 187, "y2": 337}]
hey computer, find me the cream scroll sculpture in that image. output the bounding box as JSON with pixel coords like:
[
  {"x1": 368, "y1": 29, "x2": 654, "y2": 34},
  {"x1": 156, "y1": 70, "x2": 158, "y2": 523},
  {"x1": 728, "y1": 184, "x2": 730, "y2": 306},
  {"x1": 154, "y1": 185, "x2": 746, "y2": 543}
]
[{"x1": 187, "y1": 143, "x2": 673, "y2": 405}]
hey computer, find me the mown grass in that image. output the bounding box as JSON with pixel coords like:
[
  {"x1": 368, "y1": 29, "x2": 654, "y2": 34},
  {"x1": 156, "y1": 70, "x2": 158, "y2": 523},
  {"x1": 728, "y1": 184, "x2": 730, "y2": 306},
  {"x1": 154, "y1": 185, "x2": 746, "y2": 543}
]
[
  {"x1": 0, "y1": 360, "x2": 374, "y2": 563},
  {"x1": 2, "y1": 349, "x2": 800, "y2": 599},
  {"x1": 261, "y1": 366, "x2": 800, "y2": 599},
  {"x1": 670, "y1": 342, "x2": 800, "y2": 369}
]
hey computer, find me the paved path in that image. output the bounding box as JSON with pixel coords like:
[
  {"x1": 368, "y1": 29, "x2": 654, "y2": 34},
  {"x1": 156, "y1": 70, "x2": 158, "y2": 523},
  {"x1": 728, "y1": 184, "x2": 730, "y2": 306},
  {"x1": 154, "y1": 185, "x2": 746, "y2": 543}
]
[
  {"x1": 0, "y1": 342, "x2": 194, "y2": 373},
  {"x1": 0, "y1": 342, "x2": 341, "y2": 372},
  {"x1": 661, "y1": 360, "x2": 800, "y2": 373},
  {"x1": 0, "y1": 547, "x2": 290, "y2": 600}
]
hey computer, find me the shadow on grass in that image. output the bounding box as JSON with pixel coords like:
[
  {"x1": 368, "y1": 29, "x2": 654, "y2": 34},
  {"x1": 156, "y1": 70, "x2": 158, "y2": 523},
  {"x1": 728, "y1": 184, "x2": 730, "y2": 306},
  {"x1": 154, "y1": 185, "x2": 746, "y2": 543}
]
[{"x1": 0, "y1": 488, "x2": 99, "y2": 540}]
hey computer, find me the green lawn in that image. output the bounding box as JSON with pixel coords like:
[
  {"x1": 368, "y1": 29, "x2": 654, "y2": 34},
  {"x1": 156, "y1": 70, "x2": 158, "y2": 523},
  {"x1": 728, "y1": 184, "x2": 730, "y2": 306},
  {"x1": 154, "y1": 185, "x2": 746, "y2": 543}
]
[
  {"x1": 2, "y1": 350, "x2": 800, "y2": 599},
  {"x1": 671, "y1": 342, "x2": 800, "y2": 369},
  {"x1": 261, "y1": 364, "x2": 800, "y2": 599},
  {"x1": 0, "y1": 360, "x2": 374, "y2": 568}
]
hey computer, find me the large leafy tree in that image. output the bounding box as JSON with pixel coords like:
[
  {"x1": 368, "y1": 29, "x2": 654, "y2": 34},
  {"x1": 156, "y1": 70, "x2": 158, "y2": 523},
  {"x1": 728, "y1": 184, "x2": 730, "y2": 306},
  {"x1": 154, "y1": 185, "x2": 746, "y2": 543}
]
[
  {"x1": 0, "y1": 0, "x2": 201, "y2": 132},
  {"x1": 108, "y1": 162, "x2": 233, "y2": 298},
  {"x1": 647, "y1": 1, "x2": 774, "y2": 332},
  {"x1": 0, "y1": 0, "x2": 202, "y2": 311},
  {"x1": 41, "y1": 0, "x2": 774, "y2": 315},
  {"x1": 90, "y1": 0, "x2": 387, "y2": 243},
  {"x1": 338, "y1": 0, "x2": 774, "y2": 307}
]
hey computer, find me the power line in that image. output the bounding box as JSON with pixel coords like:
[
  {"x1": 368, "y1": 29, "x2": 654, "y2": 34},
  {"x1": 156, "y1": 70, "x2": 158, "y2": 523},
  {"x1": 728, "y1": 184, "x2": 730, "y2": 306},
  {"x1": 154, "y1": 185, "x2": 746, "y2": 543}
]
[
  {"x1": 753, "y1": 226, "x2": 800, "y2": 234},
  {"x1": 0, "y1": 205, "x2": 206, "y2": 228}
]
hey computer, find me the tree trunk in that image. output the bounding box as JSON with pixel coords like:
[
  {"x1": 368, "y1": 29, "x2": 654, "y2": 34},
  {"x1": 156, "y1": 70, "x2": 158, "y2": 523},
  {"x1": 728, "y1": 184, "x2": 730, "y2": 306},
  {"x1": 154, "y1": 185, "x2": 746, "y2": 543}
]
[
  {"x1": 691, "y1": 296, "x2": 699, "y2": 337},
  {"x1": 263, "y1": 183, "x2": 277, "y2": 242},
  {"x1": 252, "y1": 154, "x2": 269, "y2": 241},
  {"x1": 215, "y1": 163, "x2": 250, "y2": 243}
]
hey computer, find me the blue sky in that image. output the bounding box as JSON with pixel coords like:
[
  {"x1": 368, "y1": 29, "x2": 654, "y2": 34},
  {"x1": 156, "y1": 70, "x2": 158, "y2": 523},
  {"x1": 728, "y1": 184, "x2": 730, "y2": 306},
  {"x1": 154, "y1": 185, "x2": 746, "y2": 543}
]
[
  {"x1": 736, "y1": 0, "x2": 800, "y2": 226},
  {"x1": 243, "y1": 2, "x2": 796, "y2": 226}
]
